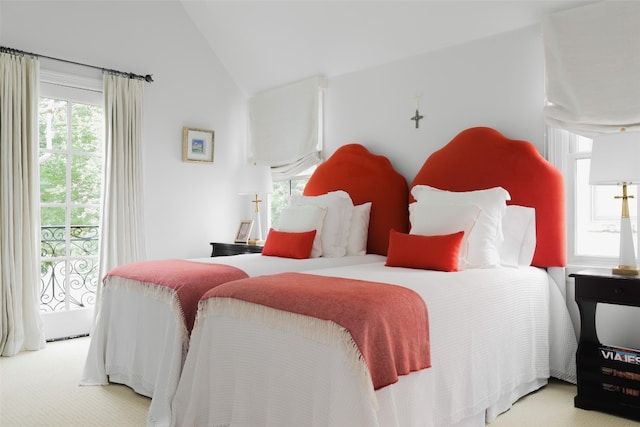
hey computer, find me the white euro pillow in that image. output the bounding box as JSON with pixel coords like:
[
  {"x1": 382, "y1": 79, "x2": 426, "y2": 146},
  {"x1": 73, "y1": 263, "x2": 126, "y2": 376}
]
[
  {"x1": 290, "y1": 190, "x2": 354, "y2": 257},
  {"x1": 500, "y1": 205, "x2": 536, "y2": 267},
  {"x1": 346, "y1": 202, "x2": 372, "y2": 256},
  {"x1": 409, "y1": 202, "x2": 481, "y2": 270},
  {"x1": 277, "y1": 204, "x2": 327, "y2": 258},
  {"x1": 410, "y1": 185, "x2": 511, "y2": 268}
]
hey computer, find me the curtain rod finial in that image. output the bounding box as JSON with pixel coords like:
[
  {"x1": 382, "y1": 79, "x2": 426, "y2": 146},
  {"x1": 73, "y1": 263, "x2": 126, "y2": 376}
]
[{"x1": 145, "y1": 75, "x2": 154, "y2": 83}]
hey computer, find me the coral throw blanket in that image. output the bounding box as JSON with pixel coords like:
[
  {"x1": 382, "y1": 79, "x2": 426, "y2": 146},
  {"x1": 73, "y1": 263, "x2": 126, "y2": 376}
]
[
  {"x1": 106, "y1": 260, "x2": 248, "y2": 333},
  {"x1": 202, "y1": 272, "x2": 431, "y2": 390}
]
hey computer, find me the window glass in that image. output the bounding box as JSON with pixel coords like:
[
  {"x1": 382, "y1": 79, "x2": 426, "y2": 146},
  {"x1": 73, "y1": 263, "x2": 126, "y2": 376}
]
[
  {"x1": 270, "y1": 166, "x2": 316, "y2": 229},
  {"x1": 40, "y1": 153, "x2": 67, "y2": 204},
  {"x1": 71, "y1": 154, "x2": 102, "y2": 204},
  {"x1": 39, "y1": 91, "x2": 103, "y2": 313},
  {"x1": 39, "y1": 98, "x2": 67, "y2": 150},
  {"x1": 575, "y1": 135, "x2": 592, "y2": 153},
  {"x1": 71, "y1": 103, "x2": 102, "y2": 152}
]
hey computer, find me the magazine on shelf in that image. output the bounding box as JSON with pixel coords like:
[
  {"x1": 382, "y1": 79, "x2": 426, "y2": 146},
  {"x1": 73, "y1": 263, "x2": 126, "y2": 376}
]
[
  {"x1": 599, "y1": 345, "x2": 640, "y2": 366},
  {"x1": 602, "y1": 383, "x2": 640, "y2": 397},
  {"x1": 601, "y1": 366, "x2": 640, "y2": 382}
]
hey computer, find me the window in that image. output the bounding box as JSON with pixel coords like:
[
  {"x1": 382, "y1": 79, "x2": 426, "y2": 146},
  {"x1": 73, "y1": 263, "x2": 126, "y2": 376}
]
[
  {"x1": 548, "y1": 127, "x2": 637, "y2": 265},
  {"x1": 249, "y1": 76, "x2": 325, "y2": 231},
  {"x1": 38, "y1": 72, "x2": 103, "y2": 339},
  {"x1": 269, "y1": 166, "x2": 316, "y2": 229}
]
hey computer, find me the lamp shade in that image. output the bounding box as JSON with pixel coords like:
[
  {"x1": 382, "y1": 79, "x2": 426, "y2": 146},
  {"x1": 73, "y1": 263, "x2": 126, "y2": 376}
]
[
  {"x1": 238, "y1": 164, "x2": 273, "y2": 195},
  {"x1": 589, "y1": 131, "x2": 640, "y2": 185}
]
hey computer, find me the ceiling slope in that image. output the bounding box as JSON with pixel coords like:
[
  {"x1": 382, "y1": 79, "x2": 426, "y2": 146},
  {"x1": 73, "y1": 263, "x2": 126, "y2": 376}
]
[{"x1": 180, "y1": 0, "x2": 594, "y2": 96}]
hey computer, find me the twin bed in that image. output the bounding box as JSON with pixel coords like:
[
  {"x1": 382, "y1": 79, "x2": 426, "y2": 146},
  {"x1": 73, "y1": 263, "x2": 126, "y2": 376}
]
[{"x1": 82, "y1": 127, "x2": 577, "y2": 427}]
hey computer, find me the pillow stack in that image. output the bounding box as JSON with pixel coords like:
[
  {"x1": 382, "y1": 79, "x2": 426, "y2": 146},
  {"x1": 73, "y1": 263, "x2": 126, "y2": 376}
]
[
  {"x1": 391, "y1": 184, "x2": 536, "y2": 271},
  {"x1": 409, "y1": 185, "x2": 511, "y2": 270},
  {"x1": 273, "y1": 205, "x2": 327, "y2": 258},
  {"x1": 289, "y1": 191, "x2": 354, "y2": 257},
  {"x1": 389, "y1": 185, "x2": 515, "y2": 271},
  {"x1": 265, "y1": 190, "x2": 373, "y2": 259}
]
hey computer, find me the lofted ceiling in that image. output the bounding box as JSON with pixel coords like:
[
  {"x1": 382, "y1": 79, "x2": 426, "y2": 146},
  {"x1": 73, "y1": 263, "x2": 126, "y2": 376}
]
[{"x1": 180, "y1": 0, "x2": 595, "y2": 96}]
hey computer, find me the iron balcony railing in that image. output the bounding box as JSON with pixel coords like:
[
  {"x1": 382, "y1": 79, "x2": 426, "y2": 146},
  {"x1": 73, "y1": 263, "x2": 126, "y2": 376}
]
[{"x1": 40, "y1": 225, "x2": 99, "y2": 313}]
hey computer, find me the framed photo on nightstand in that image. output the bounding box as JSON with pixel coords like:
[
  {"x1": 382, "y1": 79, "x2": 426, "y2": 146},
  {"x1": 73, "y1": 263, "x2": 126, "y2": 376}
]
[{"x1": 235, "y1": 219, "x2": 253, "y2": 244}]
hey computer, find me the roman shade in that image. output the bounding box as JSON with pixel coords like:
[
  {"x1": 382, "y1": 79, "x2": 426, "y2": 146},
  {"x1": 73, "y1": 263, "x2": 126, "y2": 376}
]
[
  {"x1": 542, "y1": 2, "x2": 640, "y2": 136},
  {"x1": 249, "y1": 76, "x2": 325, "y2": 180}
]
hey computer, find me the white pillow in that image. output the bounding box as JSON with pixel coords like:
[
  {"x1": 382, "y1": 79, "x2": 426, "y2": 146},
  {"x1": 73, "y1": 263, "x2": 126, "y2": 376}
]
[
  {"x1": 409, "y1": 202, "x2": 481, "y2": 270},
  {"x1": 500, "y1": 205, "x2": 536, "y2": 267},
  {"x1": 277, "y1": 204, "x2": 327, "y2": 258},
  {"x1": 290, "y1": 190, "x2": 354, "y2": 257},
  {"x1": 346, "y1": 202, "x2": 372, "y2": 256},
  {"x1": 410, "y1": 185, "x2": 511, "y2": 268}
]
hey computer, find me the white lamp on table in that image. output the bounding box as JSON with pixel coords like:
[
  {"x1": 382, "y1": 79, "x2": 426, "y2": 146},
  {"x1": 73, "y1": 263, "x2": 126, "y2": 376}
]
[
  {"x1": 589, "y1": 129, "x2": 640, "y2": 276},
  {"x1": 238, "y1": 164, "x2": 273, "y2": 246}
]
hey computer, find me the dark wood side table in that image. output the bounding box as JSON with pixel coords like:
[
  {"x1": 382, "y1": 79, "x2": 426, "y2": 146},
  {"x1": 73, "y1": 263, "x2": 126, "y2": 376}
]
[
  {"x1": 570, "y1": 269, "x2": 640, "y2": 421},
  {"x1": 210, "y1": 242, "x2": 263, "y2": 257}
]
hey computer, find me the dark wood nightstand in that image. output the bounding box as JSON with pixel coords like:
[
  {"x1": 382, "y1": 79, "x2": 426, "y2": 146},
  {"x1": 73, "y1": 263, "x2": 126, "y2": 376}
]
[
  {"x1": 570, "y1": 269, "x2": 640, "y2": 421},
  {"x1": 210, "y1": 242, "x2": 263, "y2": 257}
]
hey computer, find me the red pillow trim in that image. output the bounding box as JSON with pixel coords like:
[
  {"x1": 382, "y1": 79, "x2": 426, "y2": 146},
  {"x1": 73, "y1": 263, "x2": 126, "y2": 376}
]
[
  {"x1": 262, "y1": 228, "x2": 317, "y2": 259},
  {"x1": 385, "y1": 229, "x2": 464, "y2": 272}
]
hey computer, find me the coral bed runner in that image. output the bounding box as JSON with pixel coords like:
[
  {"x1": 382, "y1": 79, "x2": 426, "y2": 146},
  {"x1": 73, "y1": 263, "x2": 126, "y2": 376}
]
[
  {"x1": 106, "y1": 259, "x2": 249, "y2": 333},
  {"x1": 201, "y1": 272, "x2": 431, "y2": 390}
]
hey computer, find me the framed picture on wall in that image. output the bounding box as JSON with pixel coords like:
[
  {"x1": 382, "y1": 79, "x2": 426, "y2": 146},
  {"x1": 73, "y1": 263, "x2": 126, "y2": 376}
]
[
  {"x1": 235, "y1": 219, "x2": 254, "y2": 244},
  {"x1": 182, "y1": 127, "x2": 215, "y2": 162}
]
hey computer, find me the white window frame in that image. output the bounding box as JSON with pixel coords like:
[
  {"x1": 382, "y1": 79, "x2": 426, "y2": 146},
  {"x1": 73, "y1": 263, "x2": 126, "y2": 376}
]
[
  {"x1": 39, "y1": 70, "x2": 103, "y2": 340},
  {"x1": 547, "y1": 126, "x2": 640, "y2": 268}
]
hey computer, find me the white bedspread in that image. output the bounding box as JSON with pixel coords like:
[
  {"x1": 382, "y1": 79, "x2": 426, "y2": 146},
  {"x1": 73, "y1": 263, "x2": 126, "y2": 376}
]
[
  {"x1": 80, "y1": 253, "x2": 385, "y2": 426},
  {"x1": 168, "y1": 263, "x2": 577, "y2": 427}
]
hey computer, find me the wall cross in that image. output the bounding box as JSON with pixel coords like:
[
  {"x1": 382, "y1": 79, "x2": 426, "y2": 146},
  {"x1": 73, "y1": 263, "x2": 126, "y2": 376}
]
[{"x1": 411, "y1": 109, "x2": 424, "y2": 128}]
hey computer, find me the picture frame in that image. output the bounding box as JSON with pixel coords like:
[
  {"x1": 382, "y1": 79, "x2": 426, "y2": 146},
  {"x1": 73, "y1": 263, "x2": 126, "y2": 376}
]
[
  {"x1": 234, "y1": 219, "x2": 254, "y2": 244},
  {"x1": 182, "y1": 127, "x2": 215, "y2": 163}
]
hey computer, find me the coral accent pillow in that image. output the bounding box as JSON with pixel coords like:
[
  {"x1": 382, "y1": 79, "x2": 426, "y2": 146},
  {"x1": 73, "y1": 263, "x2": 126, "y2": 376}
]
[
  {"x1": 262, "y1": 229, "x2": 317, "y2": 259},
  {"x1": 385, "y1": 229, "x2": 464, "y2": 272}
]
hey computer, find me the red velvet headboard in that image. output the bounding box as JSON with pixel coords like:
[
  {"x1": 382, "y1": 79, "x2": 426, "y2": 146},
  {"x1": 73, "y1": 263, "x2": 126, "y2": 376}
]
[
  {"x1": 409, "y1": 127, "x2": 566, "y2": 267},
  {"x1": 304, "y1": 144, "x2": 409, "y2": 255}
]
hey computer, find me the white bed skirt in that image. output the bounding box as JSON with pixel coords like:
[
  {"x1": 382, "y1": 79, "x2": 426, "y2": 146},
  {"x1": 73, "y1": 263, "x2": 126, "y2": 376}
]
[
  {"x1": 80, "y1": 254, "x2": 388, "y2": 425},
  {"x1": 80, "y1": 281, "x2": 185, "y2": 425},
  {"x1": 169, "y1": 309, "x2": 549, "y2": 427},
  {"x1": 167, "y1": 265, "x2": 568, "y2": 427}
]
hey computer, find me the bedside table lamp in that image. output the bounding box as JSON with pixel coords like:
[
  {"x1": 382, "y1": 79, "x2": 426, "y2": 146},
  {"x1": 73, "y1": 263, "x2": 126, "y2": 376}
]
[
  {"x1": 589, "y1": 129, "x2": 640, "y2": 276},
  {"x1": 238, "y1": 164, "x2": 273, "y2": 245}
]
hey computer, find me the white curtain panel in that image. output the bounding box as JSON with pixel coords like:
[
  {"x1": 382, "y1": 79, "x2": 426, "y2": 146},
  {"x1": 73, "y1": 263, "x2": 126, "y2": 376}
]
[
  {"x1": 96, "y1": 74, "x2": 147, "y2": 315},
  {"x1": 542, "y1": 2, "x2": 640, "y2": 136},
  {"x1": 0, "y1": 52, "x2": 46, "y2": 356},
  {"x1": 249, "y1": 76, "x2": 324, "y2": 179}
]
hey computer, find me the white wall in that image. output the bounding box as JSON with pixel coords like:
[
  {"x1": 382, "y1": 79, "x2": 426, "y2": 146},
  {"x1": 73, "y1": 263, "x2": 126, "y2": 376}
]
[
  {"x1": 1, "y1": 2, "x2": 547, "y2": 261},
  {"x1": 1, "y1": 0, "x2": 249, "y2": 260},
  {"x1": 325, "y1": 24, "x2": 546, "y2": 184}
]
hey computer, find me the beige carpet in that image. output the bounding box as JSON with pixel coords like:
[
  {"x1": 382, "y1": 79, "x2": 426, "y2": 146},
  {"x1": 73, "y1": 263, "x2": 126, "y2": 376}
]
[
  {"x1": 0, "y1": 336, "x2": 149, "y2": 426},
  {"x1": 1, "y1": 336, "x2": 639, "y2": 426}
]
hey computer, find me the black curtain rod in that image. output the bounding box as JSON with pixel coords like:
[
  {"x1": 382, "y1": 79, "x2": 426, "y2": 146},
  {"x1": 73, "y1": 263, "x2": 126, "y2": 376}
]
[{"x1": 0, "y1": 46, "x2": 154, "y2": 83}]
